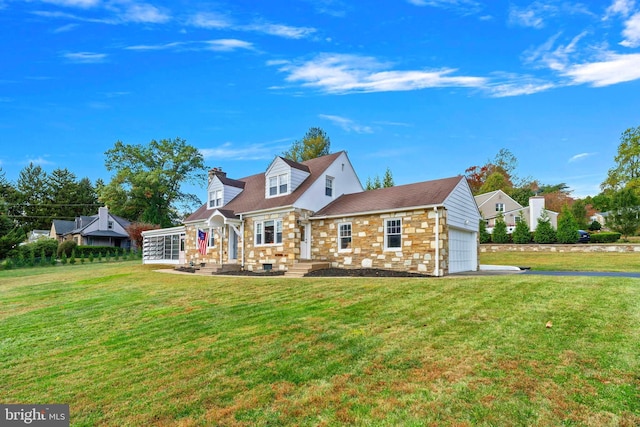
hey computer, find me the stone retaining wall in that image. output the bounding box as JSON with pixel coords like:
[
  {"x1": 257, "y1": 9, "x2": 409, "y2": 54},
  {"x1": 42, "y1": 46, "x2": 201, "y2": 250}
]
[{"x1": 480, "y1": 243, "x2": 640, "y2": 253}]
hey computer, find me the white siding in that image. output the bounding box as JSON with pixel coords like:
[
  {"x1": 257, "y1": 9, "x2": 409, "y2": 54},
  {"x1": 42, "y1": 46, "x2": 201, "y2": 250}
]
[
  {"x1": 443, "y1": 178, "x2": 481, "y2": 232},
  {"x1": 208, "y1": 176, "x2": 244, "y2": 208},
  {"x1": 264, "y1": 157, "x2": 310, "y2": 198},
  {"x1": 295, "y1": 152, "x2": 363, "y2": 213}
]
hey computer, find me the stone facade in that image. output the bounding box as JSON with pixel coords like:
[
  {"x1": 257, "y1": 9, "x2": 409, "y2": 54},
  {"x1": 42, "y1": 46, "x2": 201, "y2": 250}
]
[
  {"x1": 310, "y1": 208, "x2": 448, "y2": 275},
  {"x1": 243, "y1": 209, "x2": 312, "y2": 271},
  {"x1": 184, "y1": 224, "x2": 225, "y2": 265}
]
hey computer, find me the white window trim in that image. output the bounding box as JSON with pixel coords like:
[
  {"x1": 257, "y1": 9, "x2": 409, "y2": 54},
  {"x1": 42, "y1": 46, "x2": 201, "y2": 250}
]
[
  {"x1": 254, "y1": 219, "x2": 283, "y2": 246},
  {"x1": 338, "y1": 222, "x2": 352, "y2": 252},
  {"x1": 208, "y1": 227, "x2": 216, "y2": 248},
  {"x1": 496, "y1": 203, "x2": 505, "y2": 212},
  {"x1": 326, "y1": 176, "x2": 334, "y2": 197},
  {"x1": 268, "y1": 173, "x2": 289, "y2": 197},
  {"x1": 384, "y1": 218, "x2": 402, "y2": 251},
  {"x1": 209, "y1": 190, "x2": 223, "y2": 208}
]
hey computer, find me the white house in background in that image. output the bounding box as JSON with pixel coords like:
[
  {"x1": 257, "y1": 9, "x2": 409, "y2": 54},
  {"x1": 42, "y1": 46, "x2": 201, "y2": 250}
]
[
  {"x1": 475, "y1": 189, "x2": 558, "y2": 233},
  {"x1": 142, "y1": 151, "x2": 482, "y2": 276}
]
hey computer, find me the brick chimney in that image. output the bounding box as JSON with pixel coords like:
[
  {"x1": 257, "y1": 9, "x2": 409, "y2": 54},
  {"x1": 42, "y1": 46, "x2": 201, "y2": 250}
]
[{"x1": 208, "y1": 167, "x2": 226, "y2": 183}]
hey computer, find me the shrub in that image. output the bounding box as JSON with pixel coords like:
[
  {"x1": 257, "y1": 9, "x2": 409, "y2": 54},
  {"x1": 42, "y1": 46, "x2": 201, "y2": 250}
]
[
  {"x1": 58, "y1": 240, "x2": 78, "y2": 258},
  {"x1": 534, "y1": 210, "x2": 556, "y2": 244},
  {"x1": 589, "y1": 232, "x2": 621, "y2": 243},
  {"x1": 479, "y1": 220, "x2": 491, "y2": 243},
  {"x1": 61, "y1": 251, "x2": 68, "y2": 265},
  {"x1": 512, "y1": 217, "x2": 531, "y2": 244},
  {"x1": 589, "y1": 220, "x2": 602, "y2": 231},
  {"x1": 492, "y1": 213, "x2": 510, "y2": 243},
  {"x1": 69, "y1": 249, "x2": 76, "y2": 265},
  {"x1": 556, "y1": 206, "x2": 579, "y2": 244}
]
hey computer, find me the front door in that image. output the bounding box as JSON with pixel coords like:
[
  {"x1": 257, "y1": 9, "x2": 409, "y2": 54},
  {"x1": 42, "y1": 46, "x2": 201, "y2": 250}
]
[
  {"x1": 300, "y1": 223, "x2": 311, "y2": 260},
  {"x1": 229, "y1": 228, "x2": 238, "y2": 261}
]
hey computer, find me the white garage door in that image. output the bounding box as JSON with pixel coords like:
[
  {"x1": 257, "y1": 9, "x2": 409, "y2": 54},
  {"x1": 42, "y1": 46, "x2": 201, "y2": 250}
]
[{"x1": 448, "y1": 228, "x2": 477, "y2": 274}]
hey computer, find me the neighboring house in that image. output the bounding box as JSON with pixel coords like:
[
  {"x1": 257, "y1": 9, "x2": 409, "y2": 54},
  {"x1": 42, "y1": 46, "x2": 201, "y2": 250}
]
[
  {"x1": 49, "y1": 207, "x2": 133, "y2": 248},
  {"x1": 26, "y1": 230, "x2": 51, "y2": 243},
  {"x1": 142, "y1": 151, "x2": 481, "y2": 276},
  {"x1": 475, "y1": 189, "x2": 558, "y2": 233}
]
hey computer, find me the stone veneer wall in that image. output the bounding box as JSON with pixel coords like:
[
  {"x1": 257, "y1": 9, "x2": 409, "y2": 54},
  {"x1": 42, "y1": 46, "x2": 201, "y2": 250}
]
[
  {"x1": 481, "y1": 243, "x2": 640, "y2": 253},
  {"x1": 184, "y1": 224, "x2": 224, "y2": 265},
  {"x1": 243, "y1": 209, "x2": 313, "y2": 271},
  {"x1": 310, "y1": 208, "x2": 448, "y2": 275}
]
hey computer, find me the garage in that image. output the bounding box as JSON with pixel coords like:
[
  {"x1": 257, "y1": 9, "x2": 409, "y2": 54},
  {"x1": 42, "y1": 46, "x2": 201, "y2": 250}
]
[{"x1": 448, "y1": 228, "x2": 477, "y2": 274}]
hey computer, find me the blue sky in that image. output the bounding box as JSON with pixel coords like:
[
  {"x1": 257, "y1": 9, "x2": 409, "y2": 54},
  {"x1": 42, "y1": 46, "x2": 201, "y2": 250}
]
[{"x1": 1, "y1": 0, "x2": 640, "y2": 201}]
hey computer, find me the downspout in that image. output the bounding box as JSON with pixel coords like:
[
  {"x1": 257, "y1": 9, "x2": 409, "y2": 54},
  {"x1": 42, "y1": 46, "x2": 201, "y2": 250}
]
[
  {"x1": 434, "y1": 206, "x2": 440, "y2": 277},
  {"x1": 240, "y1": 214, "x2": 245, "y2": 269},
  {"x1": 220, "y1": 226, "x2": 224, "y2": 266}
]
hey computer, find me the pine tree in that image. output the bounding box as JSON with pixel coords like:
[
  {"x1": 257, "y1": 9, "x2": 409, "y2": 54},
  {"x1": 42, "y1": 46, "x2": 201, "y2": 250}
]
[
  {"x1": 556, "y1": 205, "x2": 579, "y2": 244},
  {"x1": 479, "y1": 219, "x2": 491, "y2": 243},
  {"x1": 492, "y1": 213, "x2": 509, "y2": 243},
  {"x1": 534, "y1": 209, "x2": 557, "y2": 243},
  {"x1": 512, "y1": 212, "x2": 531, "y2": 244}
]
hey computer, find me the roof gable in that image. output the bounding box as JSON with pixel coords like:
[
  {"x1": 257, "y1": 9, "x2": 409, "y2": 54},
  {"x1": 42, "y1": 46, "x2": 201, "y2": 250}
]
[
  {"x1": 185, "y1": 151, "x2": 344, "y2": 222},
  {"x1": 474, "y1": 189, "x2": 521, "y2": 209}
]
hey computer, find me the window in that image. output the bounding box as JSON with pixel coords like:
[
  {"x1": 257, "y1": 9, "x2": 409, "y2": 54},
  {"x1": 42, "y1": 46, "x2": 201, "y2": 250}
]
[
  {"x1": 209, "y1": 190, "x2": 222, "y2": 208},
  {"x1": 269, "y1": 174, "x2": 288, "y2": 196},
  {"x1": 208, "y1": 227, "x2": 215, "y2": 247},
  {"x1": 107, "y1": 221, "x2": 114, "y2": 230},
  {"x1": 255, "y1": 219, "x2": 283, "y2": 245},
  {"x1": 515, "y1": 216, "x2": 522, "y2": 223},
  {"x1": 326, "y1": 176, "x2": 334, "y2": 197},
  {"x1": 385, "y1": 218, "x2": 402, "y2": 250},
  {"x1": 339, "y1": 223, "x2": 351, "y2": 251},
  {"x1": 496, "y1": 203, "x2": 505, "y2": 212}
]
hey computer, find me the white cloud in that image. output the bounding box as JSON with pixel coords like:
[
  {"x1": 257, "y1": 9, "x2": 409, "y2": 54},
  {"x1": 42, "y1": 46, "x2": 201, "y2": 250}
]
[
  {"x1": 487, "y1": 80, "x2": 555, "y2": 97},
  {"x1": 120, "y1": 3, "x2": 170, "y2": 23},
  {"x1": 319, "y1": 114, "x2": 373, "y2": 133},
  {"x1": 273, "y1": 53, "x2": 487, "y2": 94},
  {"x1": 206, "y1": 39, "x2": 254, "y2": 51},
  {"x1": 621, "y1": 12, "x2": 640, "y2": 47},
  {"x1": 188, "y1": 12, "x2": 232, "y2": 29},
  {"x1": 241, "y1": 23, "x2": 316, "y2": 39},
  {"x1": 523, "y1": 32, "x2": 589, "y2": 71},
  {"x1": 25, "y1": 156, "x2": 54, "y2": 166},
  {"x1": 508, "y1": 1, "x2": 557, "y2": 29},
  {"x1": 200, "y1": 142, "x2": 279, "y2": 161},
  {"x1": 62, "y1": 51, "x2": 108, "y2": 63},
  {"x1": 604, "y1": 0, "x2": 635, "y2": 19},
  {"x1": 41, "y1": 0, "x2": 101, "y2": 8},
  {"x1": 569, "y1": 152, "x2": 596, "y2": 162},
  {"x1": 406, "y1": 0, "x2": 482, "y2": 14},
  {"x1": 563, "y1": 52, "x2": 640, "y2": 86}
]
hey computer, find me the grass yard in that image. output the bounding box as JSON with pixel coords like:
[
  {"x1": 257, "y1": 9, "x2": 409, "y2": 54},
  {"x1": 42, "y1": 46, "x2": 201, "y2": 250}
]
[
  {"x1": 480, "y1": 250, "x2": 640, "y2": 272},
  {"x1": 1, "y1": 260, "x2": 639, "y2": 426}
]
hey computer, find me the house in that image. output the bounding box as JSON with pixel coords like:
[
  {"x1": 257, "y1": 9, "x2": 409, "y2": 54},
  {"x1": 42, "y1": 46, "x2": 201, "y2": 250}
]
[
  {"x1": 142, "y1": 151, "x2": 481, "y2": 276},
  {"x1": 26, "y1": 230, "x2": 51, "y2": 243},
  {"x1": 474, "y1": 189, "x2": 558, "y2": 233},
  {"x1": 49, "y1": 207, "x2": 132, "y2": 248}
]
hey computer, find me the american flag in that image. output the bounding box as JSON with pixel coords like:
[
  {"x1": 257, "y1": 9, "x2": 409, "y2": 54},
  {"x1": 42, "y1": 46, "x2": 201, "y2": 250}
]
[{"x1": 198, "y1": 229, "x2": 208, "y2": 255}]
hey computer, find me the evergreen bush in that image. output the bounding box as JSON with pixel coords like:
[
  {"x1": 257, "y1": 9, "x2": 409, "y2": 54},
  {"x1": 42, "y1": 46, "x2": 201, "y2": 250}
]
[
  {"x1": 479, "y1": 220, "x2": 491, "y2": 243},
  {"x1": 57, "y1": 240, "x2": 78, "y2": 258},
  {"x1": 556, "y1": 206, "x2": 579, "y2": 244},
  {"x1": 492, "y1": 213, "x2": 510, "y2": 243},
  {"x1": 533, "y1": 210, "x2": 557, "y2": 244},
  {"x1": 512, "y1": 215, "x2": 531, "y2": 244},
  {"x1": 589, "y1": 232, "x2": 621, "y2": 243},
  {"x1": 589, "y1": 220, "x2": 602, "y2": 231}
]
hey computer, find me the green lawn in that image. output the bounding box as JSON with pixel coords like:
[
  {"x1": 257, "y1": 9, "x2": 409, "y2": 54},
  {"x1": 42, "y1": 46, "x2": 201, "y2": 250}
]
[
  {"x1": 1, "y1": 261, "x2": 639, "y2": 426},
  {"x1": 480, "y1": 250, "x2": 640, "y2": 272}
]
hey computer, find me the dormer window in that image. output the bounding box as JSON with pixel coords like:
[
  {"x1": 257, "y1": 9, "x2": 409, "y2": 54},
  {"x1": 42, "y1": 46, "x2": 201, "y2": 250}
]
[
  {"x1": 269, "y1": 173, "x2": 288, "y2": 196},
  {"x1": 209, "y1": 190, "x2": 222, "y2": 208}
]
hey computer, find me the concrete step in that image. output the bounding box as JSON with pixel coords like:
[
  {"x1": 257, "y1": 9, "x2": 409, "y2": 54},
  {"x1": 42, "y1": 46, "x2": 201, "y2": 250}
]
[{"x1": 285, "y1": 262, "x2": 330, "y2": 278}]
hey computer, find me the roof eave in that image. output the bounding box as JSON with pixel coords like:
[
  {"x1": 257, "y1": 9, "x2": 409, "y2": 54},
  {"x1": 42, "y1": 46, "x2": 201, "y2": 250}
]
[{"x1": 311, "y1": 203, "x2": 445, "y2": 220}]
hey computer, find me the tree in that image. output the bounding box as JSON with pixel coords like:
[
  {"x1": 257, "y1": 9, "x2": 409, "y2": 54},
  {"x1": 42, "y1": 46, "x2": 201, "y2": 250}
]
[
  {"x1": 492, "y1": 213, "x2": 509, "y2": 243},
  {"x1": 606, "y1": 188, "x2": 640, "y2": 239},
  {"x1": 479, "y1": 219, "x2": 491, "y2": 243},
  {"x1": 366, "y1": 168, "x2": 394, "y2": 190},
  {"x1": 602, "y1": 126, "x2": 640, "y2": 192},
  {"x1": 464, "y1": 148, "x2": 517, "y2": 195},
  {"x1": 511, "y1": 211, "x2": 531, "y2": 244},
  {"x1": 100, "y1": 137, "x2": 206, "y2": 227},
  {"x1": 478, "y1": 171, "x2": 510, "y2": 194},
  {"x1": 126, "y1": 222, "x2": 161, "y2": 249},
  {"x1": 282, "y1": 127, "x2": 331, "y2": 162},
  {"x1": 570, "y1": 199, "x2": 589, "y2": 230},
  {"x1": 16, "y1": 163, "x2": 50, "y2": 230},
  {"x1": 556, "y1": 205, "x2": 579, "y2": 244},
  {"x1": 0, "y1": 197, "x2": 25, "y2": 260},
  {"x1": 533, "y1": 210, "x2": 556, "y2": 243}
]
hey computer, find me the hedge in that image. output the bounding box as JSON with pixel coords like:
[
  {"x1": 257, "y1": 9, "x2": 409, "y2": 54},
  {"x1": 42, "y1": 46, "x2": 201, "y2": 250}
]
[{"x1": 588, "y1": 232, "x2": 622, "y2": 243}]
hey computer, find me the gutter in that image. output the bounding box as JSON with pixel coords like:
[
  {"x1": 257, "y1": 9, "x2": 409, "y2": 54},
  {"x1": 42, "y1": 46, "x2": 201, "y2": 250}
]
[
  {"x1": 311, "y1": 203, "x2": 444, "y2": 221},
  {"x1": 434, "y1": 206, "x2": 440, "y2": 277}
]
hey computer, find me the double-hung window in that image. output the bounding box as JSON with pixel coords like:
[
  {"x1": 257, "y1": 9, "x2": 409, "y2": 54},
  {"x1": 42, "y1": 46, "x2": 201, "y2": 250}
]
[
  {"x1": 269, "y1": 174, "x2": 289, "y2": 196},
  {"x1": 208, "y1": 227, "x2": 215, "y2": 247},
  {"x1": 325, "y1": 176, "x2": 334, "y2": 197},
  {"x1": 209, "y1": 190, "x2": 222, "y2": 208},
  {"x1": 496, "y1": 203, "x2": 505, "y2": 212},
  {"x1": 338, "y1": 223, "x2": 351, "y2": 251},
  {"x1": 255, "y1": 219, "x2": 283, "y2": 245},
  {"x1": 385, "y1": 218, "x2": 402, "y2": 250}
]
